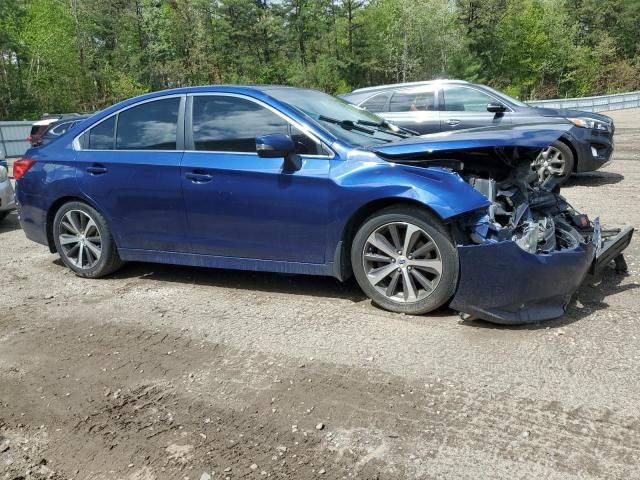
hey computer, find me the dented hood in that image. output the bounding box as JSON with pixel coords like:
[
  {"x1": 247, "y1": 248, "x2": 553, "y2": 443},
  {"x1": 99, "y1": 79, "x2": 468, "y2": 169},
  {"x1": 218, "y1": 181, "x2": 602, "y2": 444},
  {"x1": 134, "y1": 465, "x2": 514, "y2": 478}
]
[{"x1": 369, "y1": 122, "x2": 573, "y2": 175}]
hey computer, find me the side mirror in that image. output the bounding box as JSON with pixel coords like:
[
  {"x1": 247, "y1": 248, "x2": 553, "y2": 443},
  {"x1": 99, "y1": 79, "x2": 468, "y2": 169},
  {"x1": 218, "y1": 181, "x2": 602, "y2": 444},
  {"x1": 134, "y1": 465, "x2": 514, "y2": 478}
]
[
  {"x1": 487, "y1": 102, "x2": 507, "y2": 113},
  {"x1": 256, "y1": 133, "x2": 302, "y2": 172}
]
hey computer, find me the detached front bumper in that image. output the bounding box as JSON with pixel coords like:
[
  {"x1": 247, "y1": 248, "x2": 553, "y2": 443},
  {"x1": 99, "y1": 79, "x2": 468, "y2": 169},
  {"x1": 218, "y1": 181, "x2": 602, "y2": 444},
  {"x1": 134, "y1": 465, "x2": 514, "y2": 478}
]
[{"x1": 450, "y1": 226, "x2": 633, "y2": 324}]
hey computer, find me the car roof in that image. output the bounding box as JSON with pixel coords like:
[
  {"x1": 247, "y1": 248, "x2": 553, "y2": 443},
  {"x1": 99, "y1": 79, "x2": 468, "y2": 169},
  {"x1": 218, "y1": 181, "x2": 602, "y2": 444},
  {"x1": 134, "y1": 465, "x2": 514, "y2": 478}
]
[
  {"x1": 348, "y1": 79, "x2": 472, "y2": 95},
  {"x1": 128, "y1": 85, "x2": 313, "y2": 98}
]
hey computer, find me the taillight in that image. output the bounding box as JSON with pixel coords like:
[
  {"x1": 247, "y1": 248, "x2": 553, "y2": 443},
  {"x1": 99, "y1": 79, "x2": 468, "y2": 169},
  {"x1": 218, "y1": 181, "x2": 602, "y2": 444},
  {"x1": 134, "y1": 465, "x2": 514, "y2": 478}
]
[{"x1": 13, "y1": 158, "x2": 36, "y2": 180}]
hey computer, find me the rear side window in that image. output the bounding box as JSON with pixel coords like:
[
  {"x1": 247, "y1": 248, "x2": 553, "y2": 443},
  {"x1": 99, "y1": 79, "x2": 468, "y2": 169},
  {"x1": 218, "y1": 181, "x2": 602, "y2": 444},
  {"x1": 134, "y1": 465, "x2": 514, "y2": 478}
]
[
  {"x1": 88, "y1": 116, "x2": 116, "y2": 149},
  {"x1": 389, "y1": 90, "x2": 436, "y2": 112},
  {"x1": 116, "y1": 98, "x2": 180, "y2": 150},
  {"x1": 441, "y1": 86, "x2": 493, "y2": 112},
  {"x1": 360, "y1": 93, "x2": 391, "y2": 113}
]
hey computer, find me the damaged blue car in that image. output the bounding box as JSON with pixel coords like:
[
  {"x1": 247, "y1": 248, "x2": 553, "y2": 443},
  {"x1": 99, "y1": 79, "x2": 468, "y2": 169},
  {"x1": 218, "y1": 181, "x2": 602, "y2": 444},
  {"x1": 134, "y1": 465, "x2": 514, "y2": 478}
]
[{"x1": 14, "y1": 86, "x2": 633, "y2": 324}]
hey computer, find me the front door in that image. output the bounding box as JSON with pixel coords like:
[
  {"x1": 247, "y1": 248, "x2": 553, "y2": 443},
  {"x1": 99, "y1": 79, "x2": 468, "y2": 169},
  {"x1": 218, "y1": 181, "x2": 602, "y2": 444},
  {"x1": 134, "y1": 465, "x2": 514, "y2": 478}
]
[
  {"x1": 439, "y1": 85, "x2": 512, "y2": 131},
  {"x1": 180, "y1": 94, "x2": 332, "y2": 264}
]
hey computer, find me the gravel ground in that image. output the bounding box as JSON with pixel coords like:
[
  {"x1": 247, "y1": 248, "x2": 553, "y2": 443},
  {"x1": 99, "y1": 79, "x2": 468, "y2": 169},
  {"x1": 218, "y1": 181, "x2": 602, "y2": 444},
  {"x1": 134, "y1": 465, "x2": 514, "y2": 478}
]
[{"x1": 1, "y1": 108, "x2": 639, "y2": 479}]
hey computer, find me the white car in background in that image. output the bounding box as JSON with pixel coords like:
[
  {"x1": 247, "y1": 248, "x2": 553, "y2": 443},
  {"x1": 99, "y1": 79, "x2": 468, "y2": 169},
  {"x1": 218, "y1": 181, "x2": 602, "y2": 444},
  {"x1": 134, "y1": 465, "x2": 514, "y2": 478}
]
[{"x1": 0, "y1": 148, "x2": 16, "y2": 222}]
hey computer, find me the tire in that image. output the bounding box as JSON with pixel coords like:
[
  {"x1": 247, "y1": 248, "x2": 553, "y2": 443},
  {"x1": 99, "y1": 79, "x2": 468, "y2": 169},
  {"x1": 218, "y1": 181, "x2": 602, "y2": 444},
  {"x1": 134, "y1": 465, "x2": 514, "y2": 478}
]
[
  {"x1": 52, "y1": 201, "x2": 123, "y2": 278},
  {"x1": 351, "y1": 206, "x2": 459, "y2": 315},
  {"x1": 0, "y1": 211, "x2": 9, "y2": 222},
  {"x1": 535, "y1": 140, "x2": 575, "y2": 185}
]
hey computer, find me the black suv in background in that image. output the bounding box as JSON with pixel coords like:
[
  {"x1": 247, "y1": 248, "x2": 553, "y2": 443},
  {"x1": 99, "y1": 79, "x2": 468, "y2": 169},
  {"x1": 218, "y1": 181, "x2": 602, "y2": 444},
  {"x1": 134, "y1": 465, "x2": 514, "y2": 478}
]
[{"x1": 341, "y1": 80, "x2": 614, "y2": 183}]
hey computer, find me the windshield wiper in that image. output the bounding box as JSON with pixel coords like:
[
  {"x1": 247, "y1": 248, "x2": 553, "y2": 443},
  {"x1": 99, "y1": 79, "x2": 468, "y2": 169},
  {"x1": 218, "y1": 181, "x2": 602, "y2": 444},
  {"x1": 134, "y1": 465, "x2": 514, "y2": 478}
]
[
  {"x1": 318, "y1": 115, "x2": 376, "y2": 135},
  {"x1": 355, "y1": 119, "x2": 416, "y2": 138}
]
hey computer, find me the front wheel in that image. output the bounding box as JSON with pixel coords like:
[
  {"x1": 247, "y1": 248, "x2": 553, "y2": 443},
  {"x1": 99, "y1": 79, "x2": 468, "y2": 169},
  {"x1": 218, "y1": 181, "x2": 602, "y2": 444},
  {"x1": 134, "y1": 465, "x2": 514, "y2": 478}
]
[
  {"x1": 351, "y1": 207, "x2": 459, "y2": 315},
  {"x1": 533, "y1": 140, "x2": 575, "y2": 184},
  {"x1": 52, "y1": 201, "x2": 123, "y2": 278}
]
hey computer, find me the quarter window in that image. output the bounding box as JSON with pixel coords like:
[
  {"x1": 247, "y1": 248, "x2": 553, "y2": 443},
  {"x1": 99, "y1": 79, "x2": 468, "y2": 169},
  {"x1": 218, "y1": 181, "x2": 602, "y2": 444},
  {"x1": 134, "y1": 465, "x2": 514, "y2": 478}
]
[
  {"x1": 116, "y1": 97, "x2": 180, "y2": 150},
  {"x1": 88, "y1": 116, "x2": 116, "y2": 150},
  {"x1": 360, "y1": 92, "x2": 391, "y2": 113},
  {"x1": 389, "y1": 90, "x2": 436, "y2": 112},
  {"x1": 442, "y1": 87, "x2": 494, "y2": 112},
  {"x1": 192, "y1": 95, "x2": 324, "y2": 155}
]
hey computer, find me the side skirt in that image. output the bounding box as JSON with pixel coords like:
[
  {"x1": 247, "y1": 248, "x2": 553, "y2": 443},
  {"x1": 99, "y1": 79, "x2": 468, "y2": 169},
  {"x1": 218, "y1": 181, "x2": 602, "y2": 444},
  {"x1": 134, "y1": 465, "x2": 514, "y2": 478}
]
[{"x1": 118, "y1": 248, "x2": 336, "y2": 278}]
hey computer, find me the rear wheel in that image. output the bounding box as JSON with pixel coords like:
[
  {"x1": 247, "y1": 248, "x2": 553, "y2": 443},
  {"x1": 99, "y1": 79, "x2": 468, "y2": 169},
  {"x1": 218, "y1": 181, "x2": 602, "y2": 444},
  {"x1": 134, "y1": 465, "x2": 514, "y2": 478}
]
[
  {"x1": 351, "y1": 207, "x2": 459, "y2": 315},
  {"x1": 53, "y1": 201, "x2": 122, "y2": 278}
]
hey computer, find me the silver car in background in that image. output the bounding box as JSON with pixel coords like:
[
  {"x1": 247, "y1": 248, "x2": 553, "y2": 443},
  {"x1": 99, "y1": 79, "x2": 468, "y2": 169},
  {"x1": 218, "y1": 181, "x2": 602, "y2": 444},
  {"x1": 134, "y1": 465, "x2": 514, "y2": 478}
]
[
  {"x1": 341, "y1": 80, "x2": 615, "y2": 183},
  {"x1": 0, "y1": 148, "x2": 16, "y2": 222}
]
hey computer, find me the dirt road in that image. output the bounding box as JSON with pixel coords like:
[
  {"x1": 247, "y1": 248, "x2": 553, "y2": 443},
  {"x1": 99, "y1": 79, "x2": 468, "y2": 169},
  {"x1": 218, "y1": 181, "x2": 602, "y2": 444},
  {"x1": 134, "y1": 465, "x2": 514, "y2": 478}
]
[{"x1": 1, "y1": 109, "x2": 639, "y2": 479}]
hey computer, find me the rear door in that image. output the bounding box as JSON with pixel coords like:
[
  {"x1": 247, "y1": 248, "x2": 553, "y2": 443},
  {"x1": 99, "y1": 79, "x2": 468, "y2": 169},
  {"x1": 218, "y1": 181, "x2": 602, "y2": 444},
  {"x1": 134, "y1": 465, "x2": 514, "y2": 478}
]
[
  {"x1": 381, "y1": 87, "x2": 440, "y2": 135},
  {"x1": 76, "y1": 96, "x2": 190, "y2": 252},
  {"x1": 440, "y1": 85, "x2": 511, "y2": 130},
  {"x1": 180, "y1": 94, "x2": 332, "y2": 263}
]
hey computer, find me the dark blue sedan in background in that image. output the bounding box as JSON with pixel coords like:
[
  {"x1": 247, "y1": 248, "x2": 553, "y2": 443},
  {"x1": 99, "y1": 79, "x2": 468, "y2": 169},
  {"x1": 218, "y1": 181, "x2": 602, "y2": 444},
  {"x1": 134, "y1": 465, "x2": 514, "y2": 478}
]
[{"x1": 13, "y1": 86, "x2": 633, "y2": 324}]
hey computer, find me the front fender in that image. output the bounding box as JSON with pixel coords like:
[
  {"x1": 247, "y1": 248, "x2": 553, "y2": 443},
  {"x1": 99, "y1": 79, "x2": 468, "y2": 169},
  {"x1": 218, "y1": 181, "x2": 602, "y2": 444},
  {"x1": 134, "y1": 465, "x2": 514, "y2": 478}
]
[
  {"x1": 330, "y1": 152, "x2": 489, "y2": 224},
  {"x1": 325, "y1": 153, "x2": 490, "y2": 272}
]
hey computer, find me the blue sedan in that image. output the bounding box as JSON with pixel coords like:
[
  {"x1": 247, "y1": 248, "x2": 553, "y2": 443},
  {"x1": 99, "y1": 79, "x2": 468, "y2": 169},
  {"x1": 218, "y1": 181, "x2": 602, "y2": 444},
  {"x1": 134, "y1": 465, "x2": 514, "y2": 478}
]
[{"x1": 13, "y1": 86, "x2": 633, "y2": 324}]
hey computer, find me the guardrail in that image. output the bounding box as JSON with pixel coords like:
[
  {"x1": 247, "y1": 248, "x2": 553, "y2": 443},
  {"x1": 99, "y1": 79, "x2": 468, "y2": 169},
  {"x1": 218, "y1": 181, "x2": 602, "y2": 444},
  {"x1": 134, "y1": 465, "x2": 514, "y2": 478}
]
[
  {"x1": 0, "y1": 121, "x2": 31, "y2": 160},
  {"x1": 528, "y1": 91, "x2": 640, "y2": 113}
]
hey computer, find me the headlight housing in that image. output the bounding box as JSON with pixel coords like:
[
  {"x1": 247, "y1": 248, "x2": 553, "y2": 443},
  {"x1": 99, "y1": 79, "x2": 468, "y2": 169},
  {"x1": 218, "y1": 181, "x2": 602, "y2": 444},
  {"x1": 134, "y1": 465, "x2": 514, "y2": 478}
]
[
  {"x1": 568, "y1": 117, "x2": 610, "y2": 132},
  {"x1": 0, "y1": 166, "x2": 8, "y2": 182}
]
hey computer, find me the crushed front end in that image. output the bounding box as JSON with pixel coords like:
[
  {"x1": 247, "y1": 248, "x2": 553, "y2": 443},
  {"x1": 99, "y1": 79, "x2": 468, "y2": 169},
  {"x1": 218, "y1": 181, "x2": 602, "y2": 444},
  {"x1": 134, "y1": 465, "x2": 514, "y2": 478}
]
[
  {"x1": 372, "y1": 123, "x2": 634, "y2": 324},
  {"x1": 450, "y1": 170, "x2": 632, "y2": 324}
]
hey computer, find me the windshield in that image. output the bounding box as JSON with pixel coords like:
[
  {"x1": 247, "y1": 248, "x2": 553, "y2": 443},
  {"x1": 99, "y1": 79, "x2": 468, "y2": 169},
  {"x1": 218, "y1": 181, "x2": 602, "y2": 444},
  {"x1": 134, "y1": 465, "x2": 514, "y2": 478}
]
[
  {"x1": 483, "y1": 86, "x2": 529, "y2": 108},
  {"x1": 266, "y1": 88, "x2": 407, "y2": 146}
]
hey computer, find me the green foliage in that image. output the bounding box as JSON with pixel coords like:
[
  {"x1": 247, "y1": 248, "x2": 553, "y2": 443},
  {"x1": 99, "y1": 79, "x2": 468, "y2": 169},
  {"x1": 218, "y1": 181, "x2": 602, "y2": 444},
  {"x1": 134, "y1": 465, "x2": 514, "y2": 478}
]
[{"x1": 1, "y1": 0, "x2": 639, "y2": 119}]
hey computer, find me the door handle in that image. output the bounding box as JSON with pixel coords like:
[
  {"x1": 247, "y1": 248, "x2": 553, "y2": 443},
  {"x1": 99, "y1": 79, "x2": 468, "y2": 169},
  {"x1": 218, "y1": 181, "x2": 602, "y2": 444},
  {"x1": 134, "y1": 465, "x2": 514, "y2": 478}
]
[
  {"x1": 446, "y1": 119, "x2": 461, "y2": 126},
  {"x1": 86, "y1": 164, "x2": 107, "y2": 175},
  {"x1": 185, "y1": 171, "x2": 213, "y2": 183}
]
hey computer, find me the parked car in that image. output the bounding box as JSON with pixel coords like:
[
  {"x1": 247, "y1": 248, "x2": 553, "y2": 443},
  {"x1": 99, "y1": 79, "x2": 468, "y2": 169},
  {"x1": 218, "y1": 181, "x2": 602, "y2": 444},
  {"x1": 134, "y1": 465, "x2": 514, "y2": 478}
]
[
  {"x1": 38, "y1": 115, "x2": 91, "y2": 147},
  {"x1": 13, "y1": 86, "x2": 633, "y2": 324},
  {"x1": 28, "y1": 113, "x2": 86, "y2": 147},
  {"x1": 341, "y1": 80, "x2": 615, "y2": 183},
  {"x1": 0, "y1": 148, "x2": 16, "y2": 222},
  {"x1": 28, "y1": 117, "x2": 60, "y2": 147}
]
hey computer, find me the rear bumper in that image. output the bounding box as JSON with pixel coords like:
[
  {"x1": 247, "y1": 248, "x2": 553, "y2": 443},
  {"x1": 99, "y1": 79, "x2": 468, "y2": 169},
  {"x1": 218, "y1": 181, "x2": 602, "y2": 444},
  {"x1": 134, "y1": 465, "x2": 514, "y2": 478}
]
[
  {"x1": 15, "y1": 188, "x2": 49, "y2": 246},
  {"x1": 451, "y1": 225, "x2": 633, "y2": 324}
]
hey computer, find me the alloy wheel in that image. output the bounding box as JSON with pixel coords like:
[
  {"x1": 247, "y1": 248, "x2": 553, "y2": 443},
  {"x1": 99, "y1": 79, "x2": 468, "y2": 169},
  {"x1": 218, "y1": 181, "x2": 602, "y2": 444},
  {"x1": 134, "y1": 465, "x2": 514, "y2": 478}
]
[
  {"x1": 533, "y1": 146, "x2": 566, "y2": 182},
  {"x1": 58, "y1": 210, "x2": 102, "y2": 269},
  {"x1": 362, "y1": 222, "x2": 443, "y2": 303}
]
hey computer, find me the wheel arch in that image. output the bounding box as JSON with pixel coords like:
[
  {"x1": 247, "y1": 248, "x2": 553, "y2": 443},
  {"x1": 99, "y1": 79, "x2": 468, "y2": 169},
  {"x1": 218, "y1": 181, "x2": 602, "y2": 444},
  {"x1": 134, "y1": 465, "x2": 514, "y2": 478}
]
[
  {"x1": 558, "y1": 136, "x2": 579, "y2": 172},
  {"x1": 333, "y1": 197, "x2": 446, "y2": 281},
  {"x1": 46, "y1": 195, "x2": 112, "y2": 253}
]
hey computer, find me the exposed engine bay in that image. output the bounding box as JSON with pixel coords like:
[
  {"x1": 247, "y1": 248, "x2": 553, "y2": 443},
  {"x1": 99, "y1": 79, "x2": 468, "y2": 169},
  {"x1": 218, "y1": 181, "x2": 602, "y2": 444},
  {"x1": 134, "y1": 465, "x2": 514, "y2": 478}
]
[
  {"x1": 370, "y1": 124, "x2": 634, "y2": 323},
  {"x1": 462, "y1": 161, "x2": 593, "y2": 256}
]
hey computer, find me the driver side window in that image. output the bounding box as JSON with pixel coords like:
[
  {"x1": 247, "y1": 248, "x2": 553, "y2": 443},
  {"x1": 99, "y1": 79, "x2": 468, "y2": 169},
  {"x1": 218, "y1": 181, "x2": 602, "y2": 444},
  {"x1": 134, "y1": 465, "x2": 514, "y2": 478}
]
[
  {"x1": 441, "y1": 86, "x2": 495, "y2": 112},
  {"x1": 191, "y1": 95, "x2": 325, "y2": 156}
]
